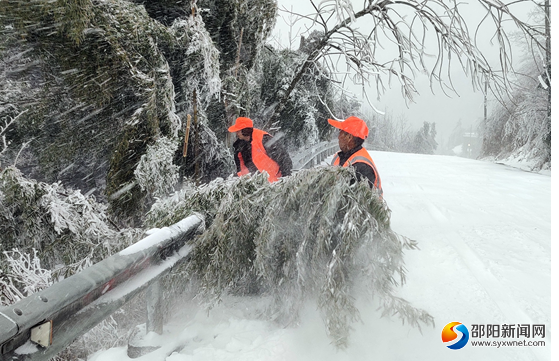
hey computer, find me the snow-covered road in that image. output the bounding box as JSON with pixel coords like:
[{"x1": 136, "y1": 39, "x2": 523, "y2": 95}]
[{"x1": 91, "y1": 151, "x2": 551, "y2": 361}]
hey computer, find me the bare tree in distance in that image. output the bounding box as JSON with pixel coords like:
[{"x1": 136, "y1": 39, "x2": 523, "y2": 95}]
[{"x1": 266, "y1": 0, "x2": 547, "y2": 128}]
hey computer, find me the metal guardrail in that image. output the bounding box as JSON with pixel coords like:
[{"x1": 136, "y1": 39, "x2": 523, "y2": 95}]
[
  {"x1": 0, "y1": 215, "x2": 203, "y2": 361},
  {"x1": 0, "y1": 142, "x2": 340, "y2": 360},
  {"x1": 292, "y1": 141, "x2": 339, "y2": 170}
]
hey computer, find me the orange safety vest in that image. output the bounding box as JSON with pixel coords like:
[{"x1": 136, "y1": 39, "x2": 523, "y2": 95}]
[
  {"x1": 332, "y1": 147, "x2": 383, "y2": 193},
  {"x1": 237, "y1": 129, "x2": 282, "y2": 182}
]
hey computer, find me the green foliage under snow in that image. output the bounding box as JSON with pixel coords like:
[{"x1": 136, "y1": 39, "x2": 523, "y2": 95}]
[
  {"x1": 0, "y1": 166, "x2": 142, "y2": 306},
  {"x1": 0, "y1": 167, "x2": 154, "y2": 357},
  {"x1": 135, "y1": 136, "x2": 180, "y2": 198},
  {"x1": 0, "y1": 0, "x2": 229, "y2": 222},
  {"x1": 146, "y1": 166, "x2": 434, "y2": 348}
]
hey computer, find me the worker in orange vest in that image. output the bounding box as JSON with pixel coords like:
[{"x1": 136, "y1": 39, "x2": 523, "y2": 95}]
[
  {"x1": 328, "y1": 116, "x2": 383, "y2": 194},
  {"x1": 228, "y1": 117, "x2": 292, "y2": 183}
]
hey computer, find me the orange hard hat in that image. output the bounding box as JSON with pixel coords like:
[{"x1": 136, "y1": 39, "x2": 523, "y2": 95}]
[
  {"x1": 328, "y1": 116, "x2": 368, "y2": 139},
  {"x1": 228, "y1": 117, "x2": 253, "y2": 132}
]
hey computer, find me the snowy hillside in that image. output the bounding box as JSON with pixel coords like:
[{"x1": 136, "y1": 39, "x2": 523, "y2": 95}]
[{"x1": 90, "y1": 151, "x2": 551, "y2": 361}]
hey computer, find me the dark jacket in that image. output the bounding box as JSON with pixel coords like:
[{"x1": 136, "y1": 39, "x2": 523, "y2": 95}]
[
  {"x1": 335, "y1": 146, "x2": 379, "y2": 189},
  {"x1": 233, "y1": 133, "x2": 293, "y2": 177}
]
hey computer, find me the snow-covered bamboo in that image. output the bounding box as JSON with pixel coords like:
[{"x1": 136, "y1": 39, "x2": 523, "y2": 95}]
[{"x1": 146, "y1": 166, "x2": 434, "y2": 348}]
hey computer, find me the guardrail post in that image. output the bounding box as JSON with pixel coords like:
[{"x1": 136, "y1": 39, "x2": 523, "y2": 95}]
[{"x1": 146, "y1": 280, "x2": 163, "y2": 335}]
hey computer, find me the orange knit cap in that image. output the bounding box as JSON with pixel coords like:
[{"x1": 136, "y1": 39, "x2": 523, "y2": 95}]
[
  {"x1": 328, "y1": 116, "x2": 368, "y2": 139},
  {"x1": 228, "y1": 117, "x2": 254, "y2": 132}
]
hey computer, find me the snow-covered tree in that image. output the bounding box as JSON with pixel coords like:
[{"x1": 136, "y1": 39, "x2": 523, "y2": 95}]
[
  {"x1": 135, "y1": 136, "x2": 180, "y2": 199},
  {"x1": 0, "y1": 249, "x2": 52, "y2": 306},
  {"x1": 193, "y1": 0, "x2": 278, "y2": 143},
  {"x1": 409, "y1": 122, "x2": 438, "y2": 155},
  {"x1": 0, "y1": 166, "x2": 150, "y2": 357},
  {"x1": 172, "y1": 10, "x2": 222, "y2": 112},
  {"x1": 0, "y1": 0, "x2": 183, "y2": 221},
  {"x1": 0, "y1": 0, "x2": 240, "y2": 223},
  {"x1": 146, "y1": 167, "x2": 434, "y2": 348},
  {"x1": 480, "y1": 67, "x2": 550, "y2": 169},
  {"x1": 247, "y1": 46, "x2": 338, "y2": 148},
  {"x1": 480, "y1": 6, "x2": 550, "y2": 170},
  {"x1": 267, "y1": 0, "x2": 546, "y2": 131},
  {"x1": 0, "y1": 167, "x2": 141, "y2": 291},
  {"x1": 0, "y1": 110, "x2": 27, "y2": 168},
  {"x1": 175, "y1": 117, "x2": 236, "y2": 185}
]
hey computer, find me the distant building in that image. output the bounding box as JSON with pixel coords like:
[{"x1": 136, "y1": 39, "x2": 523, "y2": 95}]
[
  {"x1": 462, "y1": 132, "x2": 481, "y2": 158},
  {"x1": 450, "y1": 131, "x2": 481, "y2": 158}
]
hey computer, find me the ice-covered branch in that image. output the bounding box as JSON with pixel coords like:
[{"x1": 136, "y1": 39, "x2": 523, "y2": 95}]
[
  {"x1": 146, "y1": 167, "x2": 434, "y2": 348},
  {"x1": 0, "y1": 109, "x2": 27, "y2": 167},
  {"x1": 269, "y1": 0, "x2": 542, "y2": 124}
]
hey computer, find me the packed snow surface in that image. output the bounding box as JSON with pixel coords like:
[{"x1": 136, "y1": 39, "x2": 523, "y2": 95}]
[{"x1": 91, "y1": 151, "x2": 551, "y2": 361}]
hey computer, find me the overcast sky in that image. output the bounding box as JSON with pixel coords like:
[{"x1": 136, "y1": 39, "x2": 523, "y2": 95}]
[{"x1": 269, "y1": 0, "x2": 538, "y2": 145}]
